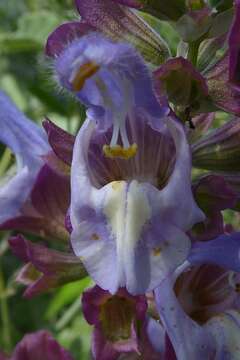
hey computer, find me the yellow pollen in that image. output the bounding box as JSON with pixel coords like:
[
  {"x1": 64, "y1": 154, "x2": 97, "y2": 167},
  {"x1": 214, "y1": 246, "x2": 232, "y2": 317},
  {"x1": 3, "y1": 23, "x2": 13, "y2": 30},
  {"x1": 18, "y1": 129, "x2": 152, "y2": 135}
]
[
  {"x1": 91, "y1": 233, "x2": 100, "y2": 240},
  {"x1": 72, "y1": 61, "x2": 100, "y2": 91},
  {"x1": 103, "y1": 143, "x2": 138, "y2": 160},
  {"x1": 153, "y1": 247, "x2": 162, "y2": 256}
]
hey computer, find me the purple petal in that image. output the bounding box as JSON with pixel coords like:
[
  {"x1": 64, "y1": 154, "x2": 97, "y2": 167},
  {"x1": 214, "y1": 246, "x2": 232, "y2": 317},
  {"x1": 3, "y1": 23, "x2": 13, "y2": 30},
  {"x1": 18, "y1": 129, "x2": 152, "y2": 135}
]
[
  {"x1": 0, "y1": 353, "x2": 8, "y2": 360},
  {"x1": 154, "y1": 57, "x2": 209, "y2": 113},
  {"x1": 110, "y1": 0, "x2": 142, "y2": 8},
  {"x1": 188, "y1": 232, "x2": 240, "y2": 272},
  {"x1": 229, "y1": 0, "x2": 240, "y2": 89},
  {"x1": 11, "y1": 331, "x2": 73, "y2": 360},
  {"x1": 43, "y1": 119, "x2": 75, "y2": 165},
  {"x1": 188, "y1": 112, "x2": 215, "y2": 144},
  {"x1": 206, "y1": 54, "x2": 240, "y2": 116},
  {"x1": 158, "y1": 116, "x2": 205, "y2": 231},
  {"x1": 111, "y1": 0, "x2": 186, "y2": 21},
  {"x1": 155, "y1": 279, "x2": 215, "y2": 360},
  {"x1": 54, "y1": 33, "x2": 167, "y2": 130},
  {"x1": 1, "y1": 164, "x2": 70, "y2": 241},
  {"x1": 0, "y1": 92, "x2": 48, "y2": 163},
  {"x1": 205, "y1": 310, "x2": 240, "y2": 358},
  {"x1": 74, "y1": 0, "x2": 170, "y2": 65},
  {"x1": 175, "y1": 264, "x2": 240, "y2": 324},
  {"x1": 0, "y1": 92, "x2": 49, "y2": 225},
  {"x1": 82, "y1": 286, "x2": 147, "y2": 357},
  {"x1": 191, "y1": 174, "x2": 236, "y2": 241},
  {"x1": 70, "y1": 116, "x2": 203, "y2": 294},
  {"x1": 9, "y1": 235, "x2": 87, "y2": 297},
  {"x1": 193, "y1": 175, "x2": 237, "y2": 213},
  {"x1": 45, "y1": 21, "x2": 94, "y2": 57},
  {"x1": 92, "y1": 327, "x2": 119, "y2": 360},
  {"x1": 216, "y1": 172, "x2": 240, "y2": 210}
]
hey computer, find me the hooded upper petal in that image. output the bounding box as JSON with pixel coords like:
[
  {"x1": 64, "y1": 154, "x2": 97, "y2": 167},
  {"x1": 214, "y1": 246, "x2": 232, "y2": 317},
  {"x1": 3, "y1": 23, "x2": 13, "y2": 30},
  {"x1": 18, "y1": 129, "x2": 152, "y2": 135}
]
[
  {"x1": 0, "y1": 92, "x2": 49, "y2": 224},
  {"x1": 54, "y1": 32, "x2": 168, "y2": 160}
]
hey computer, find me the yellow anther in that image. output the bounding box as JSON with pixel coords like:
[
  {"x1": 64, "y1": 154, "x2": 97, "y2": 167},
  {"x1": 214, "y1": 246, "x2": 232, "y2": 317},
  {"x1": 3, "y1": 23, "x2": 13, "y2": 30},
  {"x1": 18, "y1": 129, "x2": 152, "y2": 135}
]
[
  {"x1": 91, "y1": 233, "x2": 100, "y2": 240},
  {"x1": 103, "y1": 143, "x2": 138, "y2": 160},
  {"x1": 72, "y1": 61, "x2": 100, "y2": 91},
  {"x1": 153, "y1": 247, "x2": 162, "y2": 256}
]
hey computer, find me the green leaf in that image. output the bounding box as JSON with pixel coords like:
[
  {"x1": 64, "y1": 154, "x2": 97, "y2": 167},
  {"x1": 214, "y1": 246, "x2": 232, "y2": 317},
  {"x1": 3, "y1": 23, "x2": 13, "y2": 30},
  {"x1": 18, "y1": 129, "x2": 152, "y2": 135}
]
[
  {"x1": 45, "y1": 278, "x2": 92, "y2": 320},
  {"x1": 17, "y1": 11, "x2": 61, "y2": 44},
  {"x1": 0, "y1": 34, "x2": 41, "y2": 54}
]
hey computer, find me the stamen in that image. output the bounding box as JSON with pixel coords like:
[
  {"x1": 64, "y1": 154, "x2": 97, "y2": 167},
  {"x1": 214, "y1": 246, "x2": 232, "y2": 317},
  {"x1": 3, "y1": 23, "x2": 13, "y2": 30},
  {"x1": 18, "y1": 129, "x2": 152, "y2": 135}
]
[
  {"x1": 72, "y1": 61, "x2": 100, "y2": 92},
  {"x1": 103, "y1": 112, "x2": 137, "y2": 160},
  {"x1": 103, "y1": 144, "x2": 138, "y2": 160}
]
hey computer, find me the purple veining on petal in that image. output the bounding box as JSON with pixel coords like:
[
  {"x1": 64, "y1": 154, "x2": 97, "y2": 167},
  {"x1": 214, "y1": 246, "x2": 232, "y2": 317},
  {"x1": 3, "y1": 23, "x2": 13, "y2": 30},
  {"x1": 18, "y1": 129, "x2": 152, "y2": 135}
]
[
  {"x1": 0, "y1": 164, "x2": 70, "y2": 241},
  {"x1": 192, "y1": 174, "x2": 237, "y2": 241},
  {"x1": 74, "y1": 0, "x2": 170, "y2": 65},
  {"x1": 206, "y1": 54, "x2": 240, "y2": 116},
  {"x1": 86, "y1": 110, "x2": 175, "y2": 189},
  {"x1": 70, "y1": 115, "x2": 204, "y2": 295},
  {"x1": 175, "y1": 264, "x2": 240, "y2": 324},
  {"x1": 192, "y1": 117, "x2": 240, "y2": 171},
  {"x1": 154, "y1": 57, "x2": 209, "y2": 111},
  {"x1": 111, "y1": 0, "x2": 187, "y2": 21},
  {"x1": 43, "y1": 119, "x2": 75, "y2": 165},
  {"x1": 110, "y1": 0, "x2": 142, "y2": 9},
  {"x1": 188, "y1": 112, "x2": 215, "y2": 144}
]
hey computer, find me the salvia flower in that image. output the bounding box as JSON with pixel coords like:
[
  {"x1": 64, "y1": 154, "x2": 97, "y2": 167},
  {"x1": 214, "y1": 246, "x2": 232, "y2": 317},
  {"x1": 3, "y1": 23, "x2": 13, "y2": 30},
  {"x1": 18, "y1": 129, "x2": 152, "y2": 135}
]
[
  {"x1": 53, "y1": 32, "x2": 168, "y2": 159},
  {"x1": 48, "y1": 32, "x2": 205, "y2": 294}
]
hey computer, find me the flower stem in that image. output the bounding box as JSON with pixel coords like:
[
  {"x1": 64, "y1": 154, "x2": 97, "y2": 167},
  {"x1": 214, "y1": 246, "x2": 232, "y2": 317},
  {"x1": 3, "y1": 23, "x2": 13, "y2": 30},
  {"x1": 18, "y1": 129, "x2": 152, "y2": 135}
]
[{"x1": 0, "y1": 261, "x2": 12, "y2": 352}]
